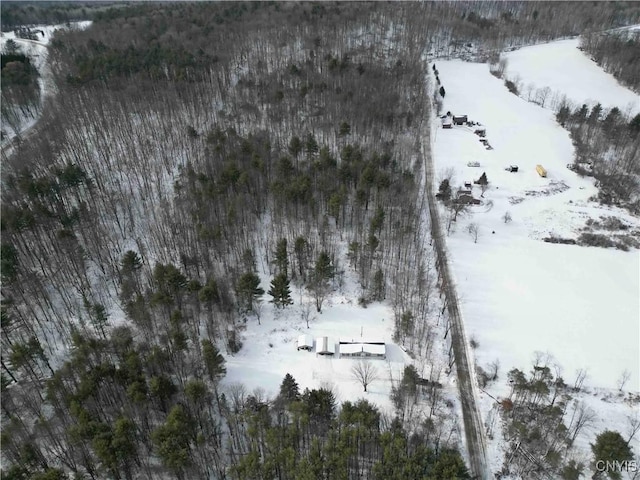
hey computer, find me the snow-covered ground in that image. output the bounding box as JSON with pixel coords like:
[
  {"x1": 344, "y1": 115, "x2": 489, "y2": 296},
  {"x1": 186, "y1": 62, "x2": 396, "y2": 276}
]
[
  {"x1": 222, "y1": 267, "x2": 412, "y2": 413},
  {"x1": 502, "y1": 38, "x2": 640, "y2": 114},
  {"x1": 433, "y1": 44, "x2": 639, "y2": 476}
]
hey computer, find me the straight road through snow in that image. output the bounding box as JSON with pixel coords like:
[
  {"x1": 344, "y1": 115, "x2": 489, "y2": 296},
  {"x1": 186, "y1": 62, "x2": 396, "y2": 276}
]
[{"x1": 422, "y1": 125, "x2": 489, "y2": 480}]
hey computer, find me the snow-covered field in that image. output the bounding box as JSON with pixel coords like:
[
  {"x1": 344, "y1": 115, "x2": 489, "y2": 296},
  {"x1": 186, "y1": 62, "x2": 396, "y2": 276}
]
[
  {"x1": 433, "y1": 41, "x2": 639, "y2": 476},
  {"x1": 502, "y1": 38, "x2": 640, "y2": 114}
]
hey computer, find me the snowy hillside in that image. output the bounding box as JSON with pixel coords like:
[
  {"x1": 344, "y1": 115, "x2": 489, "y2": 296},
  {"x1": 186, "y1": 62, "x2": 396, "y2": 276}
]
[
  {"x1": 502, "y1": 38, "x2": 640, "y2": 114},
  {"x1": 433, "y1": 51, "x2": 639, "y2": 477}
]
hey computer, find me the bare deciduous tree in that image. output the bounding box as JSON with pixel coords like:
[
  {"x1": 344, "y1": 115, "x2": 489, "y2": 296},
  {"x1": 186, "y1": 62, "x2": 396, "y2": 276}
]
[
  {"x1": 502, "y1": 211, "x2": 512, "y2": 223},
  {"x1": 567, "y1": 401, "x2": 596, "y2": 444},
  {"x1": 300, "y1": 299, "x2": 314, "y2": 329},
  {"x1": 351, "y1": 360, "x2": 379, "y2": 392},
  {"x1": 446, "y1": 201, "x2": 469, "y2": 234},
  {"x1": 488, "y1": 359, "x2": 500, "y2": 381},
  {"x1": 617, "y1": 369, "x2": 631, "y2": 392},
  {"x1": 573, "y1": 368, "x2": 588, "y2": 391},
  {"x1": 467, "y1": 222, "x2": 479, "y2": 243},
  {"x1": 627, "y1": 412, "x2": 640, "y2": 445}
]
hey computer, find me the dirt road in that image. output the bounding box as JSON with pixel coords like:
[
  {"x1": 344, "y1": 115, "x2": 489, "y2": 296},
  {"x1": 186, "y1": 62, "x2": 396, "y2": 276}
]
[{"x1": 422, "y1": 126, "x2": 489, "y2": 480}]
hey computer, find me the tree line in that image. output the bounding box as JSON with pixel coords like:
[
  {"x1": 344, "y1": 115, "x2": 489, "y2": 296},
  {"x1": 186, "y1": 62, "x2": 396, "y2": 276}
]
[
  {"x1": 556, "y1": 101, "x2": 640, "y2": 214},
  {"x1": 581, "y1": 29, "x2": 640, "y2": 93}
]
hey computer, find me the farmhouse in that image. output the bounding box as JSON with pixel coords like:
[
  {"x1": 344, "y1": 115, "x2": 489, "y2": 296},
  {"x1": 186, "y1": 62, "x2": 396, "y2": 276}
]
[
  {"x1": 455, "y1": 194, "x2": 481, "y2": 205},
  {"x1": 453, "y1": 115, "x2": 468, "y2": 125},
  {"x1": 315, "y1": 337, "x2": 335, "y2": 356},
  {"x1": 297, "y1": 334, "x2": 314, "y2": 351},
  {"x1": 338, "y1": 340, "x2": 386, "y2": 359}
]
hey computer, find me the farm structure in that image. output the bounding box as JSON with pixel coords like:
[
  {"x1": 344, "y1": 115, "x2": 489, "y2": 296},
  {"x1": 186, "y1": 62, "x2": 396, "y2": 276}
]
[
  {"x1": 453, "y1": 115, "x2": 468, "y2": 125},
  {"x1": 536, "y1": 164, "x2": 547, "y2": 177},
  {"x1": 315, "y1": 337, "x2": 335, "y2": 356},
  {"x1": 338, "y1": 340, "x2": 386, "y2": 359},
  {"x1": 455, "y1": 194, "x2": 482, "y2": 205},
  {"x1": 297, "y1": 334, "x2": 314, "y2": 351}
]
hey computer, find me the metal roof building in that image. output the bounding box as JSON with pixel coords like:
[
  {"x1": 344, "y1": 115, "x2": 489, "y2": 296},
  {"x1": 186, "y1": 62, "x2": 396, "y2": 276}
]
[
  {"x1": 315, "y1": 337, "x2": 335, "y2": 356},
  {"x1": 338, "y1": 340, "x2": 386, "y2": 359},
  {"x1": 297, "y1": 334, "x2": 314, "y2": 351}
]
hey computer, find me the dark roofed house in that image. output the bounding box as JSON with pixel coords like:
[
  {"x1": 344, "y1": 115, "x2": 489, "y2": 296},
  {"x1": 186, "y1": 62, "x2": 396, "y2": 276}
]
[
  {"x1": 456, "y1": 194, "x2": 481, "y2": 205},
  {"x1": 453, "y1": 115, "x2": 468, "y2": 125}
]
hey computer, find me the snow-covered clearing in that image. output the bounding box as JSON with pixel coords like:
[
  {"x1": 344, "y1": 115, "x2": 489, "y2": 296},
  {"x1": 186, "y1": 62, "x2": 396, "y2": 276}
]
[
  {"x1": 502, "y1": 38, "x2": 640, "y2": 114},
  {"x1": 222, "y1": 276, "x2": 406, "y2": 412},
  {"x1": 433, "y1": 52, "x2": 639, "y2": 475}
]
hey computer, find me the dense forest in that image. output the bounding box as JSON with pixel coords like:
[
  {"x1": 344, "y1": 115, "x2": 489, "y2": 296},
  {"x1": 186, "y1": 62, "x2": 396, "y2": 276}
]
[
  {"x1": 1, "y1": 44, "x2": 40, "y2": 140},
  {"x1": 2, "y1": 2, "x2": 640, "y2": 479},
  {"x1": 0, "y1": 1, "x2": 122, "y2": 30}
]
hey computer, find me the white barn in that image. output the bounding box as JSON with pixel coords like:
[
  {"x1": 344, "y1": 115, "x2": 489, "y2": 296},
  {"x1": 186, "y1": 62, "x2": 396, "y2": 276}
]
[{"x1": 297, "y1": 334, "x2": 314, "y2": 351}]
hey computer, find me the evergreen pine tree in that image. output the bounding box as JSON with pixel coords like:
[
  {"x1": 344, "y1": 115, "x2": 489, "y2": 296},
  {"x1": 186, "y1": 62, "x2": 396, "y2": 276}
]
[
  {"x1": 556, "y1": 104, "x2": 571, "y2": 126},
  {"x1": 268, "y1": 273, "x2": 293, "y2": 309},
  {"x1": 315, "y1": 251, "x2": 333, "y2": 281},
  {"x1": 278, "y1": 373, "x2": 300, "y2": 403},
  {"x1": 339, "y1": 121, "x2": 351, "y2": 137},
  {"x1": 305, "y1": 133, "x2": 319, "y2": 157},
  {"x1": 591, "y1": 430, "x2": 633, "y2": 480},
  {"x1": 294, "y1": 236, "x2": 309, "y2": 279},
  {"x1": 274, "y1": 238, "x2": 288, "y2": 277},
  {"x1": 438, "y1": 179, "x2": 452, "y2": 201},
  {"x1": 288, "y1": 135, "x2": 302, "y2": 158},
  {"x1": 236, "y1": 272, "x2": 264, "y2": 313},
  {"x1": 201, "y1": 339, "x2": 226, "y2": 383},
  {"x1": 372, "y1": 268, "x2": 385, "y2": 301}
]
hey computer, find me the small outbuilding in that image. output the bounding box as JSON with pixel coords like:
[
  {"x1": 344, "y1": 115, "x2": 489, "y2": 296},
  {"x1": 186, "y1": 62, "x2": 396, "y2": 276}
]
[
  {"x1": 297, "y1": 334, "x2": 314, "y2": 351},
  {"x1": 316, "y1": 337, "x2": 335, "y2": 356}
]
